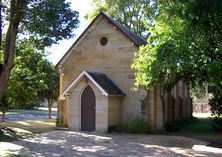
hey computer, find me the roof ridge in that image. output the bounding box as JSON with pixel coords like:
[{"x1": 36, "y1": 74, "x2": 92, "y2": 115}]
[
  {"x1": 101, "y1": 12, "x2": 147, "y2": 45},
  {"x1": 60, "y1": 70, "x2": 125, "y2": 100},
  {"x1": 56, "y1": 11, "x2": 147, "y2": 67}
]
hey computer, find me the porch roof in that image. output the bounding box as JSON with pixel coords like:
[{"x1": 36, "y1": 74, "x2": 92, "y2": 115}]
[{"x1": 60, "y1": 71, "x2": 125, "y2": 100}]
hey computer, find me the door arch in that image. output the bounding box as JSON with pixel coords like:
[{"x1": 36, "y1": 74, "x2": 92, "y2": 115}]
[{"x1": 81, "y1": 86, "x2": 96, "y2": 131}]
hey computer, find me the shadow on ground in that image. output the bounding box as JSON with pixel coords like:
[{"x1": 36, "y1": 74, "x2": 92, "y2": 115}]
[
  {"x1": 1, "y1": 131, "x2": 222, "y2": 157},
  {"x1": 0, "y1": 119, "x2": 56, "y2": 143},
  {"x1": 162, "y1": 117, "x2": 222, "y2": 148}
]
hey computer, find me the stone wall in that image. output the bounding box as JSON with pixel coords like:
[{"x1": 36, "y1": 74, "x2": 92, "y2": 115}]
[
  {"x1": 57, "y1": 14, "x2": 192, "y2": 131},
  {"x1": 67, "y1": 77, "x2": 108, "y2": 132},
  {"x1": 147, "y1": 81, "x2": 192, "y2": 131},
  {"x1": 108, "y1": 97, "x2": 123, "y2": 127},
  {"x1": 58, "y1": 15, "x2": 147, "y2": 126}
]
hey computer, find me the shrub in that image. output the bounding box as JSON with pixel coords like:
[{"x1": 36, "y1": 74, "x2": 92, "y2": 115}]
[
  {"x1": 108, "y1": 125, "x2": 121, "y2": 133},
  {"x1": 122, "y1": 116, "x2": 149, "y2": 134},
  {"x1": 55, "y1": 118, "x2": 59, "y2": 127},
  {"x1": 211, "y1": 117, "x2": 222, "y2": 131},
  {"x1": 209, "y1": 96, "x2": 222, "y2": 117},
  {"x1": 0, "y1": 129, "x2": 3, "y2": 135},
  {"x1": 165, "y1": 117, "x2": 196, "y2": 132},
  {"x1": 165, "y1": 121, "x2": 181, "y2": 132}
]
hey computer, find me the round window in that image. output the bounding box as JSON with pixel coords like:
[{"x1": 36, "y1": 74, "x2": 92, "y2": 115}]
[{"x1": 100, "y1": 37, "x2": 108, "y2": 46}]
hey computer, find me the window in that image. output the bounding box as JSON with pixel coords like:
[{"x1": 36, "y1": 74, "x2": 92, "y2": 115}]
[{"x1": 100, "y1": 37, "x2": 108, "y2": 46}]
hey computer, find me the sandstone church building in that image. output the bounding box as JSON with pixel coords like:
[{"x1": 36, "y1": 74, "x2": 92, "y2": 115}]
[{"x1": 56, "y1": 12, "x2": 192, "y2": 132}]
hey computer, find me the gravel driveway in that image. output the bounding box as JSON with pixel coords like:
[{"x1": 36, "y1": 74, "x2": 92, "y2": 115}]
[{"x1": 1, "y1": 131, "x2": 222, "y2": 157}]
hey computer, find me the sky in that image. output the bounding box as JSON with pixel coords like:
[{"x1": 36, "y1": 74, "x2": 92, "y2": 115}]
[{"x1": 46, "y1": 0, "x2": 93, "y2": 65}]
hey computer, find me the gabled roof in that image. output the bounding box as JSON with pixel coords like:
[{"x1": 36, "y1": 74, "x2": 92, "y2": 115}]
[
  {"x1": 102, "y1": 12, "x2": 147, "y2": 46},
  {"x1": 56, "y1": 12, "x2": 147, "y2": 67},
  {"x1": 60, "y1": 71, "x2": 125, "y2": 100},
  {"x1": 87, "y1": 71, "x2": 125, "y2": 96}
]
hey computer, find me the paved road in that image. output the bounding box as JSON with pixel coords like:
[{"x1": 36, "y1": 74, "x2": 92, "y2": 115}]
[
  {"x1": 1, "y1": 109, "x2": 57, "y2": 121},
  {"x1": 1, "y1": 131, "x2": 222, "y2": 157}
]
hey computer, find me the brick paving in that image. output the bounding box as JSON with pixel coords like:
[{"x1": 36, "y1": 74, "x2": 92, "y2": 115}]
[{"x1": 1, "y1": 131, "x2": 222, "y2": 157}]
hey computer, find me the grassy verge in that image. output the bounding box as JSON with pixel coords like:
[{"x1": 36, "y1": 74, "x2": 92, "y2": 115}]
[
  {"x1": 2, "y1": 119, "x2": 56, "y2": 134},
  {"x1": 0, "y1": 111, "x2": 33, "y2": 115},
  {"x1": 2, "y1": 154, "x2": 32, "y2": 157},
  {"x1": 0, "y1": 119, "x2": 55, "y2": 156},
  {"x1": 161, "y1": 113, "x2": 222, "y2": 148},
  {"x1": 0, "y1": 119, "x2": 56, "y2": 142}
]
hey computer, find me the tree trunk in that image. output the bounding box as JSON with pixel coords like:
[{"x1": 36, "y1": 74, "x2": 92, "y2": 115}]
[
  {"x1": 47, "y1": 97, "x2": 52, "y2": 119},
  {"x1": 0, "y1": 23, "x2": 18, "y2": 111},
  {"x1": 2, "y1": 104, "x2": 5, "y2": 122},
  {"x1": 0, "y1": 0, "x2": 24, "y2": 103},
  {"x1": 0, "y1": 0, "x2": 2, "y2": 51},
  {"x1": 0, "y1": 99, "x2": 6, "y2": 122}
]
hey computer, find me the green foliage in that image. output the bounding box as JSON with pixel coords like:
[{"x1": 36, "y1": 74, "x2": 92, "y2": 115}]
[
  {"x1": 165, "y1": 117, "x2": 197, "y2": 132},
  {"x1": 0, "y1": 126, "x2": 17, "y2": 142},
  {"x1": 131, "y1": 0, "x2": 186, "y2": 91},
  {"x1": 122, "y1": 116, "x2": 149, "y2": 134},
  {"x1": 37, "y1": 61, "x2": 59, "y2": 103},
  {"x1": 132, "y1": 0, "x2": 222, "y2": 102},
  {"x1": 208, "y1": 84, "x2": 222, "y2": 117},
  {"x1": 190, "y1": 83, "x2": 207, "y2": 101},
  {"x1": 211, "y1": 117, "x2": 222, "y2": 131},
  {"x1": 6, "y1": 39, "x2": 44, "y2": 108},
  {"x1": 20, "y1": 0, "x2": 79, "y2": 46},
  {"x1": 0, "y1": 0, "x2": 79, "y2": 110},
  {"x1": 108, "y1": 125, "x2": 121, "y2": 133},
  {"x1": 87, "y1": 0, "x2": 157, "y2": 38},
  {"x1": 209, "y1": 96, "x2": 222, "y2": 118},
  {"x1": 55, "y1": 117, "x2": 59, "y2": 125},
  {"x1": 3, "y1": 38, "x2": 58, "y2": 109}
]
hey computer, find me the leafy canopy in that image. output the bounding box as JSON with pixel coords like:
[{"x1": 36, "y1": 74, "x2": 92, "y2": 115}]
[
  {"x1": 132, "y1": 0, "x2": 222, "y2": 93},
  {"x1": 86, "y1": 0, "x2": 156, "y2": 38},
  {"x1": 21, "y1": 0, "x2": 79, "y2": 46},
  {"x1": 0, "y1": 0, "x2": 79, "y2": 105},
  {"x1": 6, "y1": 38, "x2": 58, "y2": 109}
]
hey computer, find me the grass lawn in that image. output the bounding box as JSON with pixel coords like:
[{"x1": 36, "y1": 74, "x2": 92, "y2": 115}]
[
  {"x1": 2, "y1": 154, "x2": 32, "y2": 157},
  {"x1": 0, "y1": 108, "x2": 57, "y2": 116},
  {"x1": 2, "y1": 119, "x2": 56, "y2": 134},
  {"x1": 0, "y1": 119, "x2": 56, "y2": 142},
  {"x1": 162, "y1": 113, "x2": 222, "y2": 148},
  {"x1": 0, "y1": 111, "x2": 32, "y2": 115},
  {"x1": 0, "y1": 119, "x2": 56, "y2": 157}
]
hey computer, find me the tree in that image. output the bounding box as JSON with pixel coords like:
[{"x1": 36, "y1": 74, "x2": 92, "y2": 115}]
[
  {"x1": 0, "y1": 38, "x2": 59, "y2": 121},
  {"x1": 0, "y1": 38, "x2": 46, "y2": 120},
  {"x1": 37, "y1": 61, "x2": 59, "y2": 119},
  {"x1": 132, "y1": 0, "x2": 185, "y2": 91},
  {"x1": 6, "y1": 38, "x2": 46, "y2": 109},
  {"x1": 86, "y1": 0, "x2": 156, "y2": 38},
  {"x1": 132, "y1": 0, "x2": 222, "y2": 117},
  {"x1": 0, "y1": 0, "x2": 79, "y2": 106}
]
